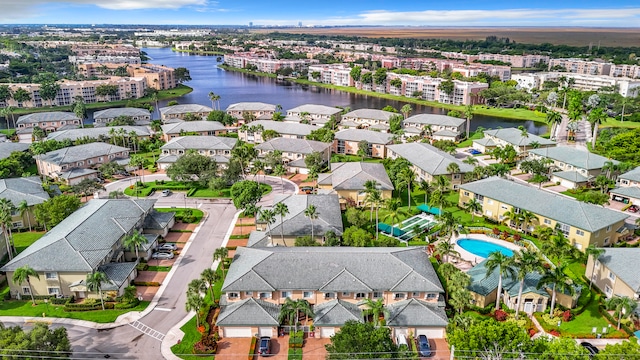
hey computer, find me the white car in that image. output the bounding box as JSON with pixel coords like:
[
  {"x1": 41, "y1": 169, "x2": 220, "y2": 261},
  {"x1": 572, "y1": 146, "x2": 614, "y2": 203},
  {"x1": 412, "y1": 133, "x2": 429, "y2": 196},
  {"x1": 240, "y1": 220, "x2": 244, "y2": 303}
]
[
  {"x1": 161, "y1": 190, "x2": 172, "y2": 197},
  {"x1": 157, "y1": 243, "x2": 177, "y2": 252},
  {"x1": 151, "y1": 252, "x2": 174, "y2": 260}
]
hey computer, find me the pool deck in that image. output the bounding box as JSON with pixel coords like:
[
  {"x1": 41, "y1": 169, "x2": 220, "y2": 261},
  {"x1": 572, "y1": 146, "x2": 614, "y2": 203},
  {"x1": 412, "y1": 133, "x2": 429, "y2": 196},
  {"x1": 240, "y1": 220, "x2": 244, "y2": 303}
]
[{"x1": 453, "y1": 234, "x2": 524, "y2": 266}]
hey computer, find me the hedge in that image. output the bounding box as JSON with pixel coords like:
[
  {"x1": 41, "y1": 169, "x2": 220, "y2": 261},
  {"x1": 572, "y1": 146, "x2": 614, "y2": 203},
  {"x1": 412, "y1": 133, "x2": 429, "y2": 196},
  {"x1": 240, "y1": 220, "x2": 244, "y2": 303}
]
[
  {"x1": 248, "y1": 337, "x2": 257, "y2": 360},
  {"x1": 598, "y1": 304, "x2": 635, "y2": 337},
  {"x1": 114, "y1": 299, "x2": 141, "y2": 309},
  {"x1": 132, "y1": 281, "x2": 161, "y2": 286},
  {"x1": 136, "y1": 263, "x2": 149, "y2": 271},
  {"x1": 288, "y1": 348, "x2": 303, "y2": 360},
  {"x1": 64, "y1": 303, "x2": 103, "y2": 312}
]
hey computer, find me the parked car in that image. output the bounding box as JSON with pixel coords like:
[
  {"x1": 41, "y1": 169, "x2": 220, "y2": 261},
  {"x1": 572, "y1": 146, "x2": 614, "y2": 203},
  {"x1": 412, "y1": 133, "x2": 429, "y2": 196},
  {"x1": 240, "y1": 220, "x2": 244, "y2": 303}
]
[
  {"x1": 300, "y1": 186, "x2": 314, "y2": 194},
  {"x1": 161, "y1": 190, "x2": 172, "y2": 197},
  {"x1": 157, "y1": 243, "x2": 177, "y2": 252},
  {"x1": 580, "y1": 342, "x2": 599, "y2": 357},
  {"x1": 417, "y1": 335, "x2": 432, "y2": 357},
  {"x1": 258, "y1": 336, "x2": 271, "y2": 356},
  {"x1": 151, "y1": 252, "x2": 174, "y2": 260},
  {"x1": 467, "y1": 149, "x2": 481, "y2": 155},
  {"x1": 628, "y1": 205, "x2": 639, "y2": 213}
]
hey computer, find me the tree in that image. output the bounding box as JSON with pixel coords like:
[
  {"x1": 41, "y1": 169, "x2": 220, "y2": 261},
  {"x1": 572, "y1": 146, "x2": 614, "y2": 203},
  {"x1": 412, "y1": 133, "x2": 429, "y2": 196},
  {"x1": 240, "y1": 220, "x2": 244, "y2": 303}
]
[
  {"x1": 33, "y1": 195, "x2": 81, "y2": 230},
  {"x1": 400, "y1": 104, "x2": 412, "y2": 119},
  {"x1": 86, "y1": 271, "x2": 108, "y2": 310},
  {"x1": 174, "y1": 67, "x2": 192, "y2": 83},
  {"x1": 279, "y1": 298, "x2": 314, "y2": 331},
  {"x1": 585, "y1": 245, "x2": 605, "y2": 290},
  {"x1": 396, "y1": 167, "x2": 416, "y2": 209},
  {"x1": 546, "y1": 110, "x2": 562, "y2": 139},
  {"x1": 447, "y1": 319, "x2": 536, "y2": 359},
  {"x1": 342, "y1": 226, "x2": 373, "y2": 247},
  {"x1": 596, "y1": 340, "x2": 640, "y2": 358},
  {"x1": 259, "y1": 209, "x2": 277, "y2": 246},
  {"x1": 435, "y1": 240, "x2": 460, "y2": 263},
  {"x1": 208, "y1": 91, "x2": 221, "y2": 110},
  {"x1": 383, "y1": 197, "x2": 405, "y2": 238},
  {"x1": 12, "y1": 88, "x2": 31, "y2": 105},
  {"x1": 464, "y1": 198, "x2": 482, "y2": 222},
  {"x1": 304, "y1": 151, "x2": 325, "y2": 175},
  {"x1": 182, "y1": 112, "x2": 201, "y2": 122},
  {"x1": 71, "y1": 178, "x2": 104, "y2": 201},
  {"x1": 304, "y1": 205, "x2": 318, "y2": 239},
  {"x1": 438, "y1": 79, "x2": 455, "y2": 98},
  {"x1": 231, "y1": 143, "x2": 257, "y2": 179},
  {"x1": 201, "y1": 268, "x2": 218, "y2": 301},
  {"x1": 541, "y1": 337, "x2": 591, "y2": 360},
  {"x1": 357, "y1": 140, "x2": 370, "y2": 160},
  {"x1": 188, "y1": 278, "x2": 207, "y2": 296},
  {"x1": 538, "y1": 264, "x2": 574, "y2": 316},
  {"x1": 417, "y1": 179, "x2": 433, "y2": 205},
  {"x1": 213, "y1": 247, "x2": 229, "y2": 278},
  {"x1": 12, "y1": 265, "x2": 39, "y2": 305},
  {"x1": 273, "y1": 202, "x2": 290, "y2": 246},
  {"x1": 0, "y1": 199, "x2": 16, "y2": 260},
  {"x1": 485, "y1": 251, "x2": 516, "y2": 310},
  {"x1": 230, "y1": 180, "x2": 263, "y2": 211},
  {"x1": 39, "y1": 81, "x2": 60, "y2": 106},
  {"x1": 512, "y1": 249, "x2": 544, "y2": 319},
  {"x1": 345, "y1": 207, "x2": 368, "y2": 229},
  {"x1": 16, "y1": 200, "x2": 31, "y2": 232},
  {"x1": 325, "y1": 320, "x2": 398, "y2": 359},
  {"x1": 0, "y1": 323, "x2": 72, "y2": 358},
  {"x1": 606, "y1": 296, "x2": 637, "y2": 330},
  {"x1": 464, "y1": 104, "x2": 474, "y2": 139},
  {"x1": 73, "y1": 96, "x2": 86, "y2": 128},
  {"x1": 123, "y1": 230, "x2": 148, "y2": 260},
  {"x1": 185, "y1": 292, "x2": 205, "y2": 328},
  {"x1": 588, "y1": 107, "x2": 607, "y2": 148},
  {"x1": 363, "y1": 298, "x2": 388, "y2": 326},
  {"x1": 166, "y1": 151, "x2": 217, "y2": 186},
  {"x1": 350, "y1": 66, "x2": 362, "y2": 83},
  {"x1": 306, "y1": 127, "x2": 335, "y2": 142}
]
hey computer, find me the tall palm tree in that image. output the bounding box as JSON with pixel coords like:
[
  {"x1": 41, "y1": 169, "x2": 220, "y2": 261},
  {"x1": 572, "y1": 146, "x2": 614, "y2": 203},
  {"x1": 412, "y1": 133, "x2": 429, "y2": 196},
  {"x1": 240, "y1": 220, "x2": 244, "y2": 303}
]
[
  {"x1": 464, "y1": 104, "x2": 474, "y2": 139},
  {"x1": 588, "y1": 107, "x2": 607, "y2": 148},
  {"x1": 188, "y1": 278, "x2": 207, "y2": 296},
  {"x1": 606, "y1": 296, "x2": 638, "y2": 330},
  {"x1": 12, "y1": 265, "x2": 39, "y2": 305},
  {"x1": 502, "y1": 209, "x2": 523, "y2": 231},
  {"x1": 519, "y1": 210, "x2": 537, "y2": 235},
  {"x1": 208, "y1": 91, "x2": 218, "y2": 110},
  {"x1": 200, "y1": 268, "x2": 218, "y2": 301},
  {"x1": 273, "y1": 164, "x2": 286, "y2": 192},
  {"x1": 435, "y1": 240, "x2": 460, "y2": 263},
  {"x1": 363, "y1": 298, "x2": 389, "y2": 326},
  {"x1": 363, "y1": 180, "x2": 379, "y2": 220},
  {"x1": 464, "y1": 198, "x2": 482, "y2": 222},
  {"x1": 279, "y1": 298, "x2": 314, "y2": 331},
  {"x1": 17, "y1": 200, "x2": 31, "y2": 231},
  {"x1": 417, "y1": 179, "x2": 433, "y2": 205},
  {"x1": 538, "y1": 264, "x2": 574, "y2": 316},
  {"x1": 259, "y1": 209, "x2": 277, "y2": 246},
  {"x1": 109, "y1": 190, "x2": 125, "y2": 199},
  {"x1": 428, "y1": 189, "x2": 449, "y2": 219},
  {"x1": 383, "y1": 198, "x2": 404, "y2": 238},
  {"x1": 304, "y1": 205, "x2": 318, "y2": 240},
  {"x1": 123, "y1": 230, "x2": 148, "y2": 260},
  {"x1": 434, "y1": 175, "x2": 451, "y2": 192},
  {"x1": 463, "y1": 156, "x2": 479, "y2": 166},
  {"x1": 546, "y1": 110, "x2": 562, "y2": 139},
  {"x1": 400, "y1": 104, "x2": 412, "y2": 119},
  {"x1": 274, "y1": 202, "x2": 289, "y2": 246},
  {"x1": 485, "y1": 251, "x2": 515, "y2": 310},
  {"x1": 86, "y1": 271, "x2": 109, "y2": 310},
  {"x1": 0, "y1": 199, "x2": 15, "y2": 260},
  {"x1": 186, "y1": 293, "x2": 205, "y2": 328},
  {"x1": 533, "y1": 226, "x2": 554, "y2": 243},
  {"x1": 512, "y1": 249, "x2": 544, "y2": 319},
  {"x1": 585, "y1": 245, "x2": 605, "y2": 290},
  {"x1": 213, "y1": 247, "x2": 229, "y2": 278},
  {"x1": 396, "y1": 168, "x2": 416, "y2": 209}
]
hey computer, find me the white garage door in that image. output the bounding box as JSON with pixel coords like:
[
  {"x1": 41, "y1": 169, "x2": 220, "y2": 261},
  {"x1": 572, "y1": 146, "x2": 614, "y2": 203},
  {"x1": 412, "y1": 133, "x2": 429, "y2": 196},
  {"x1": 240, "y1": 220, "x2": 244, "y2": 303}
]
[
  {"x1": 320, "y1": 327, "x2": 335, "y2": 338},
  {"x1": 415, "y1": 328, "x2": 444, "y2": 339},
  {"x1": 258, "y1": 327, "x2": 273, "y2": 337},
  {"x1": 223, "y1": 327, "x2": 252, "y2": 338}
]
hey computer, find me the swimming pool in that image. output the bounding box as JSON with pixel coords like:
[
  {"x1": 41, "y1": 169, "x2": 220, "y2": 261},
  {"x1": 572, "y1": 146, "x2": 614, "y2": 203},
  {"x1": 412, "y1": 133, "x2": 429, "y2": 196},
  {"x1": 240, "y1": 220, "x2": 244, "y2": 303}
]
[{"x1": 456, "y1": 238, "x2": 514, "y2": 258}]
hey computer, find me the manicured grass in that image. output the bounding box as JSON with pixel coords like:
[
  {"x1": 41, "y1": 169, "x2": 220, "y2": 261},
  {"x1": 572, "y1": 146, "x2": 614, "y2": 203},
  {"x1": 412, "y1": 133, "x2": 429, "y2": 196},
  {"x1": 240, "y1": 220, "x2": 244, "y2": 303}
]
[
  {"x1": 457, "y1": 131, "x2": 484, "y2": 148},
  {"x1": 12, "y1": 231, "x2": 45, "y2": 254},
  {"x1": 600, "y1": 117, "x2": 640, "y2": 129},
  {"x1": 156, "y1": 208, "x2": 204, "y2": 223},
  {"x1": 0, "y1": 300, "x2": 150, "y2": 323},
  {"x1": 559, "y1": 295, "x2": 627, "y2": 338},
  {"x1": 146, "y1": 266, "x2": 172, "y2": 272},
  {"x1": 170, "y1": 316, "x2": 210, "y2": 360},
  {"x1": 0, "y1": 129, "x2": 16, "y2": 137},
  {"x1": 189, "y1": 188, "x2": 230, "y2": 198},
  {"x1": 124, "y1": 186, "x2": 155, "y2": 197},
  {"x1": 330, "y1": 154, "x2": 384, "y2": 163}
]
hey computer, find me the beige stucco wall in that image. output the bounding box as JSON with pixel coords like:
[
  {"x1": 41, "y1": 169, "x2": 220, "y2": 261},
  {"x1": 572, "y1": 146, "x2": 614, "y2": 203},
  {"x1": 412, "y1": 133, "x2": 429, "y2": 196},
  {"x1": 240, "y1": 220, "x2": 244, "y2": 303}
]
[{"x1": 586, "y1": 256, "x2": 637, "y2": 299}]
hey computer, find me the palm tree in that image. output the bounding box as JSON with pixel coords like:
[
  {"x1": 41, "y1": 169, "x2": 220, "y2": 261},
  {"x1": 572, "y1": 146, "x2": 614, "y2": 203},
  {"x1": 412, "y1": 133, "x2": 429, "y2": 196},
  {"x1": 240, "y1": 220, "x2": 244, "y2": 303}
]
[
  {"x1": 585, "y1": 245, "x2": 605, "y2": 290},
  {"x1": 395, "y1": 168, "x2": 416, "y2": 209},
  {"x1": 447, "y1": 162, "x2": 460, "y2": 181},
  {"x1": 200, "y1": 268, "x2": 218, "y2": 301},
  {"x1": 434, "y1": 175, "x2": 450, "y2": 192},
  {"x1": 363, "y1": 180, "x2": 379, "y2": 219},
  {"x1": 304, "y1": 205, "x2": 318, "y2": 240},
  {"x1": 463, "y1": 156, "x2": 479, "y2": 166},
  {"x1": 279, "y1": 298, "x2": 314, "y2": 331},
  {"x1": 512, "y1": 249, "x2": 544, "y2": 319},
  {"x1": 464, "y1": 104, "x2": 474, "y2": 139},
  {"x1": 464, "y1": 198, "x2": 482, "y2": 222},
  {"x1": 428, "y1": 189, "x2": 449, "y2": 219},
  {"x1": 273, "y1": 202, "x2": 290, "y2": 246},
  {"x1": 186, "y1": 292, "x2": 205, "y2": 328},
  {"x1": 417, "y1": 180, "x2": 433, "y2": 205},
  {"x1": 17, "y1": 200, "x2": 31, "y2": 231},
  {"x1": 546, "y1": 110, "x2": 562, "y2": 139},
  {"x1": 363, "y1": 298, "x2": 388, "y2": 326},
  {"x1": 109, "y1": 190, "x2": 125, "y2": 199},
  {"x1": 538, "y1": 264, "x2": 574, "y2": 316},
  {"x1": 12, "y1": 265, "x2": 39, "y2": 305},
  {"x1": 370, "y1": 191, "x2": 384, "y2": 243},
  {"x1": 400, "y1": 104, "x2": 412, "y2": 119},
  {"x1": 0, "y1": 199, "x2": 15, "y2": 260},
  {"x1": 188, "y1": 278, "x2": 207, "y2": 296},
  {"x1": 123, "y1": 230, "x2": 148, "y2": 260},
  {"x1": 485, "y1": 251, "x2": 515, "y2": 310},
  {"x1": 86, "y1": 271, "x2": 109, "y2": 310},
  {"x1": 208, "y1": 91, "x2": 218, "y2": 110},
  {"x1": 502, "y1": 209, "x2": 523, "y2": 231},
  {"x1": 383, "y1": 198, "x2": 404, "y2": 238},
  {"x1": 213, "y1": 247, "x2": 229, "y2": 277},
  {"x1": 259, "y1": 209, "x2": 277, "y2": 246},
  {"x1": 588, "y1": 107, "x2": 607, "y2": 148},
  {"x1": 435, "y1": 240, "x2": 460, "y2": 263},
  {"x1": 273, "y1": 164, "x2": 286, "y2": 192},
  {"x1": 606, "y1": 296, "x2": 638, "y2": 330},
  {"x1": 519, "y1": 210, "x2": 537, "y2": 235},
  {"x1": 533, "y1": 226, "x2": 554, "y2": 243}
]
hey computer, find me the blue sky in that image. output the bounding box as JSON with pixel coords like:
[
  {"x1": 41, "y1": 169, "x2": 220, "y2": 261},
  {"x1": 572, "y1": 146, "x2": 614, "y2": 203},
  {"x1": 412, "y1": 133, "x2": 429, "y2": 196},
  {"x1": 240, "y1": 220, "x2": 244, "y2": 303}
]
[{"x1": 2, "y1": 0, "x2": 640, "y2": 26}]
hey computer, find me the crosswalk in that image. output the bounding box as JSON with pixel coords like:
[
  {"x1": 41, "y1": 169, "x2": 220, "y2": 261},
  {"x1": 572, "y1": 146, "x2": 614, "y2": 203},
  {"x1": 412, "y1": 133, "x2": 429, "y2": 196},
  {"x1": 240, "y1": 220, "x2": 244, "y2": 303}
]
[{"x1": 129, "y1": 320, "x2": 165, "y2": 341}]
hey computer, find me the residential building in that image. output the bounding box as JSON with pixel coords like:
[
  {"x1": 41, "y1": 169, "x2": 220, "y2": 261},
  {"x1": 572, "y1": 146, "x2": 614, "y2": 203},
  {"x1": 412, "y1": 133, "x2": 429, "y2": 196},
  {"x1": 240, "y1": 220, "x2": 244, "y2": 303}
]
[
  {"x1": 318, "y1": 162, "x2": 394, "y2": 207},
  {"x1": 223, "y1": 54, "x2": 314, "y2": 74},
  {"x1": 0, "y1": 199, "x2": 174, "y2": 299},
  {"x1": 160, "y1": 121, "x2": 227, "y2": 141},
  {"x1": 341, "y1": 109, "x2": 397, "y2": 131},
  {"x1": 586, "y1": 248, "x2": 640, "y2": 299},
  {"x1": 476, "y1": 53, "x2": 549, "y2": 68},
  {"x1": 70, "y1": 56, "x2": 141, "y2": 65},
  {"x1": 610, "y1": 64, "x2": 640, "y2": 79},
  {"x1": 468, "y1": 259, "x2": 579, "y2": 314},
  {"x1": 70, "y1": 44, "x2": 140, "y2": 57},
  {"x1": 16, "y1": 112, "x2": 81, "y2": 142},
  {"x1": 459, "y1": 177, "x2": 629, "y2": 250},
  {"x1": 46, "y1": 126, "x2": 151, "y2": 143},
  {"x1": 387, "y1": 143, "x2": 474, "y2": 189},
  {"x1": 548, "y1": 58, "x2": 613, "y2": 75},
  {"x1": 126, "y1": 64, "x2": 176, "y2": 90},
  {"x1": 473, "y1": 128, "x2": 556, "y2": 154},
  {"x1": 617, "y1": 167, "x2": 640, "y2": 188},
  {"x1": 610, "y1": 167, "x2": 640, "y2": 206},
  {"x1": 402, "y1": 114, "x2": 466, "y2": 141},
  {"x1": 159, "y1": 104, "x2": 213, "y2": 122},
  {"x1": 226, "y1": 102, "x2": 276, "y2": 123},
  {"x1": 528, "y1": 147, "x2": 618, "y2": 188},
  {"x1": 255, "y1": 138, "x2": 331, "y2": 174},
  {"x1": 385, "y1": 73, "x2": 487, "y2": 105},
  {"x1": 513, "y1": 72, "x2": 640, "y2": 98},
  {"x1": 0, "y1": 176, "x2": 50, "y2": 232},
  {"x1": 93, "y1": 108, "x2": 151, "y2": 127},
  {"x1": 333, "y1": 129, "x2": 394, "y2": 159},
  {"x1": 219, "y1": 247, "x2": 447, "y2": 338},
  {"x1": 237, "y1": 120, "x2": 318, "y2": 144},
  {"x1": 285, "y1": 104, "x2": 342, "y2": 126},
  {"x1": 157, "y1": 136, "x2": 237, "y2": 170},
  {"x1": 36, "y1": 143, "x2": 130, "y2": 184},
  {"x1": 249, "y1": 194, "x2": 343, "y2": 246},
  {"x1": 308, "y1": 64, "x2": 354, "y2": 87},
  {"x1": 450, "y1": 64, "x2": 511, "y2": 82},
  {"x1": 0, "y1": 142, "x2": 30, "y2": 160}
]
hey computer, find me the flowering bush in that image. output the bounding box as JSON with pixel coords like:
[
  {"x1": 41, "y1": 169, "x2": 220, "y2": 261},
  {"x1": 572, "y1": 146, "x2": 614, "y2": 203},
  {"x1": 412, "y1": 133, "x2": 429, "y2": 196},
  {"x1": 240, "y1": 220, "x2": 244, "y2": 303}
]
[
  {"x1": 562, "y1": 310, "x2": 573, "y2": 322},
  {"x1": 494, "y1": 309, "x2": 508, "y2": 321},
  {"x1": 549, "y1": 329, "x2": 561, "y2": 337}
]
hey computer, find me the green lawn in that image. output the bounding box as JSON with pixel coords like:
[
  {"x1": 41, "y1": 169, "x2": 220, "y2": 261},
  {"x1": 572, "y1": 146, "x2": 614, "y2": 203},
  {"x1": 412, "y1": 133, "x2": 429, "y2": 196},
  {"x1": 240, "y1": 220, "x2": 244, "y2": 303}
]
[
  {"x1": 146, "y1": 266, "x2": 171, "y2": 272},
  {"x1": 559, "y1": 295, "x2": 627, "y2": 338},
  {"x1": 156, "y1": 208, "x2": 204, "y2": 223},
  {"x1": 457, "y1": 131, "x2": 484, "y2": 148},
  {"x1": 170, "y1": 316, "x2": 212, "y2": 360},
  {"x1": 12, "y1": 231, "x2": 45, "y2": 254},
  {"x1": 330, "y1": 154, "x2": 384, "y2": 163},
  {"x1": 0, "y1": 300, "x2": 150, "y2": 323}
]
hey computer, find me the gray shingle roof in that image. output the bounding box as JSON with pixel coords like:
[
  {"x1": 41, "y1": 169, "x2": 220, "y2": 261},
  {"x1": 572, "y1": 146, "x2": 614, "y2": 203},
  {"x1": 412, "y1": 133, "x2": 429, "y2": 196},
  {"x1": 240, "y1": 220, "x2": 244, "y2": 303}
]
[
  {"x1": 247, "y1": 231, "x2": 270, "y2": 248},
  {"x1": 552, "y1": 170, "x2": 589, "y2": 183},
  {"x1": 58, "y1": 168, "x2": 99, "y2": 181},
  {"x1": 248, "y1": 120, "x2": 319, "y2": 136},
  {"x1": 319, "y1": 162, "x2": 394, "y2": 191},
  {"x1": 619, "y1": 167, "x2": 640, "y2": 183},
  {"x1": 217, "y1": 297, "x2": 280, "y2": 326},
  {"x1": 160, "y1": 104, "x2": 213, "y2": 116},
  {"x1": 255, "y1": 138, "x2": 330, "y2": 155},
  {"x1": 386, "y1": 298, "x2": 448, "y2": 327},
  {"x1": 143, "y1": 210, "x2": 175, "y2": 230},
  {"x1": 467, "y1": 258, "x2": 547, "y2": 298},
  {"x1": 161, "y1": 136, "x2": 237, "y2": 151},
  {"x1": 0, "y1": 143, "x2": 30, "y2": 160},
  {"x1": 287, "y1": 104, "x2": 342, "y2": 116},
  {"x1": 313, "y1": 299, "x2": 364, "y2": 326},
  {"x1": 256, "y1": 194, "x2": 343, "y2": 238},
  {"x1": 610, "y1": 186, "x2": 640, "y2": 199},
  {"x1": 93, "y1": 107, "x2": 151, "y2": 119},
  {"x1": 334, "y1": 129, "x2": 394, "y2": 144},
  {"x1": 161, "y1": 121, "x2": 226, "y2": 134},
  {"x1": 223, "y1": 247, "x2": 443, "y2": 294},
  {"x1": 596, "y1": 248, "x2": 640, "y2": 293},
  {"x1": 460, "y1": 177, "x2": 628, "y2": 232},
  {"x1": 403, "y1": 114, "x2": 465, "y2": 127},
  {"x1": 37, "y1": 143, "x2": 129, "y2": 166},
  {"x1": 0, "y1": 176, "x2": 49, "y2": 207},
  {"x1": 529, "y1": 146, "x2": 617, "y2": 170},
  {"x1": 47, "y1": 126, "x2": 150, "y2": 142},
  {"x1": 1, "y1": 199, "x2": 156, "y2": 273},
  {"x1": 343, "y1": 109, "x2": 396, "y2": 121},
  {"x1": 473, "y1": 138, "x2": 496, "y2": 147},
  {"x1": 387, "y1": 143, "x2": 474, "y2": 175},
  {"x1": 433, "y1": 129, "x2": 459, "y2": 137},
  {"x1": 484, "y1": 128, "x2": 556, "y2": 147},
  {"x1": 17, "y1": 112, "x2": 79, "y2": 125},
  {"x1": 98, "y1": 262, "x2": 137, "y2": 291},
  {"x1": 226, "y1": 102, "x2": 276, "y2": 112}
]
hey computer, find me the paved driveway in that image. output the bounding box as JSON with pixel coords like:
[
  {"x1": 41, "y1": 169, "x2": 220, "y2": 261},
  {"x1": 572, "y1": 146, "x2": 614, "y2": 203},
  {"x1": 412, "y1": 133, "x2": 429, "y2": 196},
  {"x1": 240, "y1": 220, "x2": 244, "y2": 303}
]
[
  {"x1": 303, "y1": 337, "x2": 330, "y2": 360},
  {"x1": 215, "y1": 337, "x2": 252, "y2": 360}
]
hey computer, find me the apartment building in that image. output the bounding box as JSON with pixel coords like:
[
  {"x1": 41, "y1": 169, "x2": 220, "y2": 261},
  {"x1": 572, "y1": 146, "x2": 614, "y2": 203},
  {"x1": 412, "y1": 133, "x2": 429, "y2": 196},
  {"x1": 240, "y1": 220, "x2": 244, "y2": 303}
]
[
  {"x1": 341, "y1": 109, "x2": 397, "y2": 130},
  {"x1": 610, "y1": 64, "x2": 640, "y2": 79},
  {"x1": 308, "y1": 64, "x2": 354, "y2": 87},
  {"x1": 223, "y1": 53, "x2": 314, "y2": 73},
  {"x1": 160, "y1": 121, "x2": 227, "y2": 141},
  {"x1": 237, "y1": 120, "x2": 318, "y2": 144},
  {"x1": 459, "y1": 177, "x2": 629, "y2": 250},
  {"x1": 93, "y1": 108, "x2": 151, "y2": 127},
  {"x1": 380, "y1": 57, "x2": 458, "y2": 72},
  {"x1": 451, "y1": 64, "x2": 511, "y2": 82},
  {"x1": 317, "y1": 162, "x2": 394, "y2": 207},
  {"x1": 255, "y1": 138, "x2": 331, "y2": 174},
  {"x1": 386, "y1": 73, "x2": 487, "y2": 105},
  {"x1": 16, "y1": 112, "x2": 81, "y2": 133},
  {"x1": 286, "y1": 104, "x2": 342, "y2": 125},
  {"x1": 157, "y1": 136, "x2": 237, "y2": 170},
  {"x1": 46, "y1": 126, "x2": 151, "y2": 143},
  {"x1": 225, "y1": 102, "x2": 276, "y2": 122},
  {"x1": 610, "y1": 167, "x2": 640, "y2": 206},
  {"x1": 586, "y1": 248, "x2": 640, "y2": 300},
  {"x1": 402, "y1": 114, "x2": 466, "y2": 141},
  {"x1": 514, "y1": 72, "x2": 640, "y2": 98},
  {"x1": 476, "y1": 53, "x2": 549, "y2": 68},
  {"x1": 70, "y1": 56, "x2": 141, "y2": 65},
  {"x1": 473, "y1": 128, "x2": 556, "y2": 154},
  {"x1": 70, "y1": 44, "x2": 140, "y2": 57},
  {"x1": 127, "y1": 64, "x2": 176, "y2": 90},
  {"x1": 333, "y1": 129, "x2": 394, "y2": 159},
  {"x1": 159, "y1": 104, "x2": 213, "y2": 122},
  {"x1": 548, "y1": 58, "x2": 613, "y2": 75},
  {"x1": 0, "y1": 176, "x2": 50, "y2": 233}
]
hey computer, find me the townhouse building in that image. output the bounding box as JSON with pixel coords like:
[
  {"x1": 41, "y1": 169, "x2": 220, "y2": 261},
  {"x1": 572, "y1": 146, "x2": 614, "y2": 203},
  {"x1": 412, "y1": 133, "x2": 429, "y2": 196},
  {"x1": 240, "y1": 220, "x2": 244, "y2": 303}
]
[
  {"x1": 285, "y1": 104, "x2": 342, "y2": 126},
  {"x1": 157, "y1": 136, "x2": 237, "y2": 170},
  {"x1": 610, "y1": 167, "x2": 640, "y2": 207},
  {"x1": 255, "y1": 138, "x2": 331, "y2": 174},
  {"x1": 333, "y1": 129, "x2": 394, "y2": 159},
  {"x1": 159, "y1": 104, "x2": 213, "y2": 122},
  {"x1": 0, "y1": 176, "x2": 50, "y2": 233},
  {"x1": 340, "y1": 109, "x2": 397, "y2": 131},
  {"x1": 473, "y1": 128, "x2": 556, "y2": 154},
  {"x1": 586, "y1": 248, "x2": 640, "y2": 300},
  {"x1": 318, "y1": 162, "x2": 394, "y2": 208},
  {"x1": 226, "y1": 102, "x2": 276, "y2": 123},
  {"x1": 237, "y1": 120, "x2": 318, "y2": 144},
  {"x1": 16, "y1": 112, "x2": 81, "y2": 134},
  {"x1": 93, "y1": 108, "x2": 151, "y2": 127},
  {"x1": 402, "y1": 114, "x2": 466, "y2": 142},
  {"x1": 160, "y1": 121, "x2": 227, "y2": 141},
  {"x1": 46, "y1": 126, "x2": 151, "y2": 143}
]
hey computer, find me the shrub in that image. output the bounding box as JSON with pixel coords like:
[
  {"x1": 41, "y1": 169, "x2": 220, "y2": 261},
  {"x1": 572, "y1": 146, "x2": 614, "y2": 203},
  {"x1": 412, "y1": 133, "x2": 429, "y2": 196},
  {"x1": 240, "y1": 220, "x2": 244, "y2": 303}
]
[
  {"x1": 288, "y1": 348, "x2": 303, "y2": 360},
  {"x1": 494, "y1": 309, "x2": 508, "y2": 321},
  {"x1": 549, "y1": 329, "x2": 561, "y2": 337},
  {"x1": 114, "y1": 299, "x2": 140, "y2": 309},
  {"x1": 193, "y1": 335, "x2": 217, "y2": 354},
  {"x1": 562, "y1": 310, "x2": 573, "y2": 322},
  {"x1": 132, "y1": 281, "x2": 161, "y2": 286},
  {"x1": 64, "y1": 303, "x2": 102, "y2": 312},
  {"x1": 136, "y1": 263, "x2": 148, "y2": 271},
  {"x1": 248, "y1": 337, "x2": 257, "y2": 360}
]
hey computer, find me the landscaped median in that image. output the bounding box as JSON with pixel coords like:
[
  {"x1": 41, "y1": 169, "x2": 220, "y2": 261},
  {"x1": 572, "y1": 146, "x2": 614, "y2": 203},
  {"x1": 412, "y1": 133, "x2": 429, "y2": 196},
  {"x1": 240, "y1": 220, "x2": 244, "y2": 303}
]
[{"x1": 124, "y1": 180, "x2": 272, "y2": 199}]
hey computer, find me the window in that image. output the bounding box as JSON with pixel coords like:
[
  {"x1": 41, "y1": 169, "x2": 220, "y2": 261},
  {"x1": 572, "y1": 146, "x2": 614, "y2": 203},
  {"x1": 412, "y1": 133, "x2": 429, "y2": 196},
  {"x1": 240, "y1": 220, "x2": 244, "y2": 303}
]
[
  {"x1": 22, "y1": 287, "x2": 31, "y2": 295},
  {"x1": 463, "y1": 191, "x2": 469, "y2": 197},
  {"x1": 355, "y1": 292, "x2": 366, "y2": 299},
  {"x1": 372, "y1": 291, "x2": 383, "y2": 298},
  {"x1": 474, "y1": 194, "x2": 484, "y2": 201},
  {"x1": 281, "y1": 291, "x2": 292, "y2": 299},
  {"x1": 608, "y1": 271, "x2": 616, "y2": 281},
  {"x1": 303, "y1": 291, "x2": 313, "y2": 299},
  {"x1": 576, "y1": 229, "x2": 585, "y2": 236},
  {"x1": 485, "y1": 210, "x2": 493, "y2": 216},
  {"x1": 487, "y1": 199, "x2": 493, "y2": 205},
  {"x1": 544, "y1": 219, "x2": 551, "y2": 225},
  {"x1": 259, "y1": 292, "x2": 272, "y2": 299},
  {"x1": 595, "y1": 260, "x2": 600, "y2": 269},
  {"x1": 45, "y1": 272, "x2": 58, "y2": 280},
  {"x1": 245, "y1": 291, "x2": 253, "y2": 296},
  {"x1": 341, "y1": 292, "x2": 350, "y2": 297},
  {"x1": 412, "y1": 292, "x2": 421, "y2": 297},
  {"x1": 501, "y1": 205, "x2": 508, "y2": 210},
  {"x1": 605, "y1": 285, "x2": 612, "y2": 297},
  {"x1": 394, "y1": 293, "x2": 406, "y2": 300},
  {"x1": 47, "y1": 287, "x2": 60, "y2": 296},
  {"x1": 604, "y1": 237, "x2": 610, "y2": 246},
  {"x1": 324, "y1": 292, "x2": 335, "y2": 299},
  {"x1": 606, "y1": 225, "x2": 612, "y2": 232},
  {"x1": 426, "y1": 293, "x2": 437, "y2": 299},
  {"x1": 227, "y1": 292, "x2": 239, "y2": 299}
]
